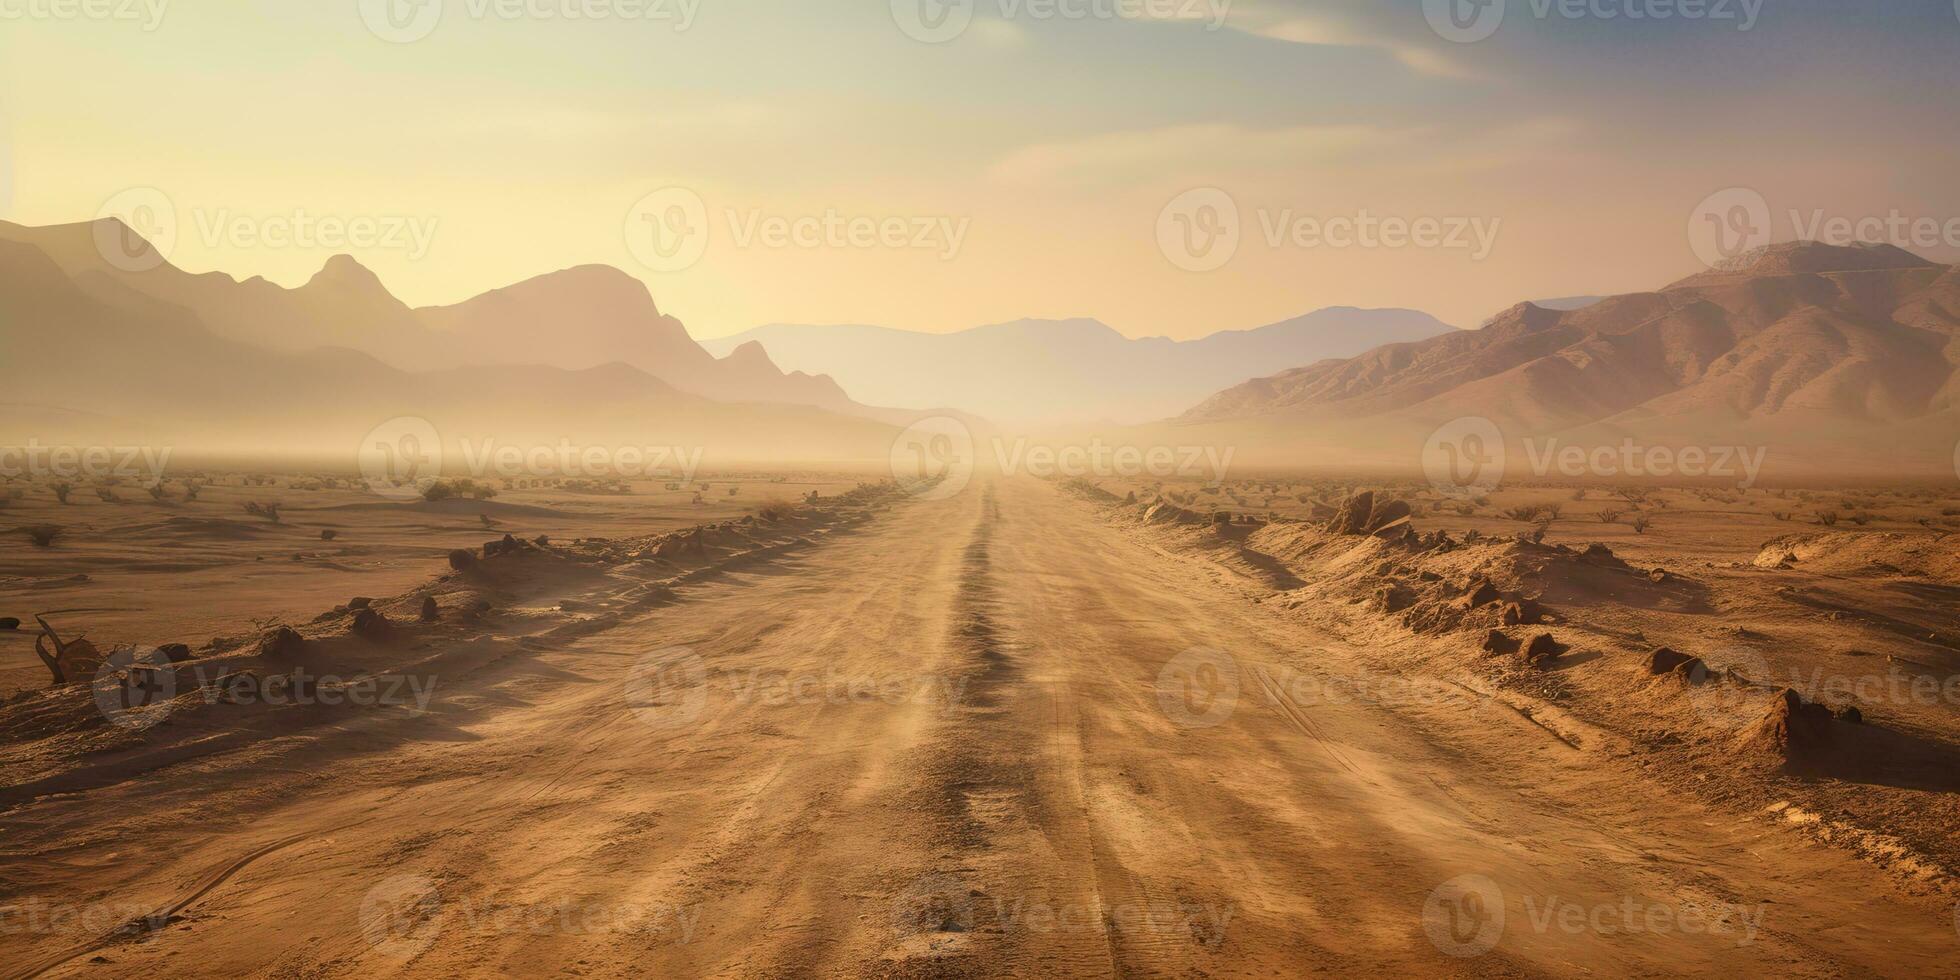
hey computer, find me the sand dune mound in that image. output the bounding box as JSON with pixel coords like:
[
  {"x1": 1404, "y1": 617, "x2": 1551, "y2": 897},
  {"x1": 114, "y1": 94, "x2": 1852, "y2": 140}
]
[
  {"x1": 1754, "y1": 531, "x2": 1960, "y2": 580},
  {"x1": 152, "y1": 515, "x2": 275, "y2": 540}
]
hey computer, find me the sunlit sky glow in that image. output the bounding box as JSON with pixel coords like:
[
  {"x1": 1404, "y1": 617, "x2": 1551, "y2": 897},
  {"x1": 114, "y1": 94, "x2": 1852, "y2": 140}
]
[{"x1": 3, "y1": 0, "x2": 1956, "y2": 338}]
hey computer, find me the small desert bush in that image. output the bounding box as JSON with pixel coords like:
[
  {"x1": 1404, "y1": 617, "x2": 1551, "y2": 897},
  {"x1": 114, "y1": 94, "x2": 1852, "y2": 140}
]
[
  {"x1": 1815, "y1": 510, "x2": 1840, "y2": 527},
  {"x1": 1596, "y1": 509, "x2": 1622, "y2": 524},
  {"x1": 1502, "y1": 503, "x2": 1558, "y2": 522},
  {"x1": 25, "y1": 525, "x2": 60, "y2": 547},
  {"x1": 1630, "y1": 515, "x2": 1652, "y2": 534}
]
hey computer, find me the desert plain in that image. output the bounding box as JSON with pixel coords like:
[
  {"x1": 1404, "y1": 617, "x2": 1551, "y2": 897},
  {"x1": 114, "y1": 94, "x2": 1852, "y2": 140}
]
[{"x1": 3, "y1": 461, "x2": 1960, "y2": 977}]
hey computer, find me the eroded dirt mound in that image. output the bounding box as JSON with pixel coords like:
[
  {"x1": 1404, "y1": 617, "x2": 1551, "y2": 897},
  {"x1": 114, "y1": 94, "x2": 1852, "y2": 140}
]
[{"x1": 1754, "y1": 531, "x2": 1960, "y2": 580}]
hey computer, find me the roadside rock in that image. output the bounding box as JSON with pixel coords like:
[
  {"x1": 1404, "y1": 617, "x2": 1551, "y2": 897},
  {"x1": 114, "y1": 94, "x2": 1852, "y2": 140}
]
[
  {"x1": 1737, "y1": 688, "x2": 1837, "y2": 767},
  {"x1": 1647, "y1": 647, "x2": 1698, "y2": 674},
  {"x1": 260, "y1": 626, "x2": 307, "y2": 658}
]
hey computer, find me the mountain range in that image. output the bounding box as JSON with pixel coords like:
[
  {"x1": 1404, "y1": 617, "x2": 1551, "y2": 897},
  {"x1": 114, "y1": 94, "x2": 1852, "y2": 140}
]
[
  {"x1": 0, "y1": 221, "x2": 900, "y2": 462},
  {"x1": 705, "y1": 309, "x2": 1459, "y2": 424},
  {"x1": 0, "y1": 220, "x2": 859, "y2": 414},
  {"x1": 1172, "y1": 242, "x2": 1960, "y2": 476}
]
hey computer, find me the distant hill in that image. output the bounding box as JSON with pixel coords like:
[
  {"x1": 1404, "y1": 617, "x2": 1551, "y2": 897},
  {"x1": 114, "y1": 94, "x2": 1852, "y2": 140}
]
[
  {"x1": 706, "y1": 308, "x2": 1460, "y2": 424},
  {"x1": 0, "y1": 223, "x2": 901, "y2": 464},
  {"x1": 1171, "y1": 243, "x2": 1960, "y2": 476},
  {"x1": 0, "y1": 220, "x2": 857, "y2": 413}
]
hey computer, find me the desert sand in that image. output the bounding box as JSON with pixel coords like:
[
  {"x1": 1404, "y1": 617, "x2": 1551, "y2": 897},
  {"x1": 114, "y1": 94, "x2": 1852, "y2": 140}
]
[{"x1": 4, "y1": 472, "x2": 1960, "y2": 977}]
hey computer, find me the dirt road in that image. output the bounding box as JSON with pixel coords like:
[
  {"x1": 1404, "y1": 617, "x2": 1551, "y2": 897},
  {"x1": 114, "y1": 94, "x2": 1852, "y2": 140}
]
[{"x1": 3, "y1": 479, "x2": 1955, "y2": 977}]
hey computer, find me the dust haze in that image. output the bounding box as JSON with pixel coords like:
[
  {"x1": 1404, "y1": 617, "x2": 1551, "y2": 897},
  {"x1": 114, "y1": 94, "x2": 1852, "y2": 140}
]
[{"x1": 5, "y1": 4, "x2": 1960, "y2": 979}]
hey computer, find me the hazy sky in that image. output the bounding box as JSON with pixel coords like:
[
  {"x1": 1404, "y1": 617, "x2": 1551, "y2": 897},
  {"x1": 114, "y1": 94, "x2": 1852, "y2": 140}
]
[{"x1": 2, "y1": 0, "x2": 1957, "y2": 338}]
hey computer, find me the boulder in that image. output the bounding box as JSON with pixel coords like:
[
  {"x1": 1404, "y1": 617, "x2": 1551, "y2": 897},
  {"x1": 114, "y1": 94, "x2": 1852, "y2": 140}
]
[
  {"x1": 1737, "y1": 688, "x2": 1837, "y2": 767},
  {"x1": 260, "y1": 626, "x2": 307, "y2": 658},
  {"x1": 1481, "y1": 630, "x2": 1521, "y2": 656},
  {"x1": 1376, "y1": 585, "x2": 1415, "y2": 614},
  {"x1": 1365, "y1": 498, "x2": 1412, "y2": 534},
  {"x1": 420, "y1": 596, "x2": 441, "y2": 622},
  {"x1": 1647, "y1": 647, "x2": 1697, "y2": 674},
  {"x1": 448, "y1": 549, "x2": 477, "y2": 572},
  {"x1": 1522, "y1": 633, "x2": 1567, "y2": 666},
  {"x1": 351, "y1": 608, "x2": 392, "y2": 640},
  {"x1": 348, "y1": 597, "x2": 374, "y2": 610},
  {"x1": 158, "y1": 643, "x2": 193, "y2": 663},
  {"x1": 1454, "y1": 579, "x2": 1501, "y2": 610},
  {"x1": 1330, "y1": 491, "x2": 1374, "y2": 535}
]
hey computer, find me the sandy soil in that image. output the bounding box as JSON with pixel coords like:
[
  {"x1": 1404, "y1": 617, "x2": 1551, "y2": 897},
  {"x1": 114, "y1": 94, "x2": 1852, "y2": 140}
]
[
  {"x1": 0, "y1": 472, "x2": 862, "y2": 698},
  {"x1": 2, "y1": 477, "x2": 1957, "y2": 977}
]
